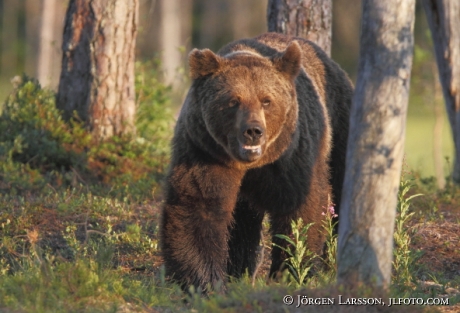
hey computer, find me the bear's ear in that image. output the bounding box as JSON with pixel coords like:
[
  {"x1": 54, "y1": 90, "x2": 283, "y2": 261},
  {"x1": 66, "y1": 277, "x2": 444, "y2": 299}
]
[
  {"x1": 272, "y1": 41, "x2": 302, "y2": 79},
  {"x1": 189, "y1": 48, "x2": 223, "y2": 79}
]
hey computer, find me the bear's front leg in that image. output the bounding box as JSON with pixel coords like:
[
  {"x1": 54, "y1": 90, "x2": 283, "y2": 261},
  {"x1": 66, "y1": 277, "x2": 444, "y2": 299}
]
[
  {"x1": 227, "y1": 198, "x2": 264, "y2": 278},
  {"x1": 161, "y1": 162, "x2": 244, "y2": 293}
]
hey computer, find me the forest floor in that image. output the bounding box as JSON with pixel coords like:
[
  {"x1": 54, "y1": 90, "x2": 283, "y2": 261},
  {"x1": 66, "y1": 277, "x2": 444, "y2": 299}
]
[
  {"x1": 406, "y1": 186, "x2": 460, "y2": 313},
  {"x1": 0, "y1": 175, "x2": 459, "y2": 313}
]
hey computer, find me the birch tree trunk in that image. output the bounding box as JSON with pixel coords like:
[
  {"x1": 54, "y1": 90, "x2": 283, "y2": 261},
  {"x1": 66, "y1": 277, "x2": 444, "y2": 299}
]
[
  {"x1": 422, "y1": 0, "x2": 460, "y2": 183},
  {"x1": 337, "y1": 0, "x2": 415, "y2": 288},
  {"x1": 267, "y1": 0, "x2": 332, "y2": 56},
  {"x1": 37, "y1": 0, "x2": 57, "y2": 87},
  {"x1": 57, "y1": 0, "x2": 138, "y2": 139}
]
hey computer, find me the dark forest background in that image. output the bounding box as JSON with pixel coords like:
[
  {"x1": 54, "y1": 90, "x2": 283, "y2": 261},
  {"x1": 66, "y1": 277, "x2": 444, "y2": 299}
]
[{"x1": 0, "y1": 0, "x2": 453, "y2": 179}]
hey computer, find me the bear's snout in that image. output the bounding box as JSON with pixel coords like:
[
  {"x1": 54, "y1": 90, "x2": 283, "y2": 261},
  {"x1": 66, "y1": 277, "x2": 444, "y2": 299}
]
[
  {"x1": 243, "y1": 124, "x2": 264, "y2": 144},
  {"x1": 237, "y1": 122, "x2": 265, "y2": 162}
]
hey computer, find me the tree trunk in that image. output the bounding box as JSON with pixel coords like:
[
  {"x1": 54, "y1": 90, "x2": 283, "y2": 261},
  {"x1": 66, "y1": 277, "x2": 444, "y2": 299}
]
[
  {"x1": 337, "y1": 0, "x2": 415, "y2": 288},
  {"x1": 433, "y1": 65, "x2": 446, "y2": 189},
  {"x1": 267, "y1": 0, "x2": 332, "y2": 56},
  {"x1": 422, "y1": 0, "x2": 460, "y2": 183},
  {"x1": 159, "y1": 0, "x2": 181, "y2": 87},
  {"x1": 37, "y1": 0, "x2": 57, "y2": 87},
  {"x1": 57, "y1": 0, "x2": 138, "y2": 139}
]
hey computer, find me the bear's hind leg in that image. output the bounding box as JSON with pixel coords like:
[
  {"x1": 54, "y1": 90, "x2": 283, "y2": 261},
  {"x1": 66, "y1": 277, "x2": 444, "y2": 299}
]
[{"x1": 227, "y1": 199, "x2": 264, "y2": 279}]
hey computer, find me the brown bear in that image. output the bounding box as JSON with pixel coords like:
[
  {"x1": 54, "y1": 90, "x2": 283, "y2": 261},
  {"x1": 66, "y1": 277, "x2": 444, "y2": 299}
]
[{"x1": 161, "y1": 32, "x2": 352, "y2": 292}]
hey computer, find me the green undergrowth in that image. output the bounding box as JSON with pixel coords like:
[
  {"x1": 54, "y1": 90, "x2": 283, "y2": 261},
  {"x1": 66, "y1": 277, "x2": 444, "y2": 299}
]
[
  {"x1": 1, "y1": 176, "x2": 454, "y2": 312},
  {"x1": 0, "y1": 60, "x2": 173, "y2": 199},
  {"x1": 392, "y1": 177, "x2": 423, "y2": 292},
  {"x1": 0, "y1": 189, "x2": 175, "y2": 313},
  {"x1": 390, "y1": 172, "x2": 460, "y2": 305}
]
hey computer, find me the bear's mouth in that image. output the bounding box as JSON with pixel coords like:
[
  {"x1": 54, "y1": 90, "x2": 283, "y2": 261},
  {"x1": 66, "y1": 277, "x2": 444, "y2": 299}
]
[
  {"x1": 242, "y1": 144, "x2": 261, "y2": 153},
  {"x1": 239, "y1": 144, "x2": 262, "y2": 162}
]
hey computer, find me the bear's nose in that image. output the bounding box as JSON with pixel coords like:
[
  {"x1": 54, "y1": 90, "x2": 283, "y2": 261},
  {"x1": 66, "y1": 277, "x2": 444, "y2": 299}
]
[{"x1": 243, "y1": 126, "x2": 264, "y2": 143}]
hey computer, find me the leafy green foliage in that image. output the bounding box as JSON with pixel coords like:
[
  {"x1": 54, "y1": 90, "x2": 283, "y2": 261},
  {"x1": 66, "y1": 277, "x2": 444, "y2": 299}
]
[
  {"x1": 0, "y1": 67, "x2": 173, "y2": 197},
  {"x1": 0, "y1": 189, "x2": 177, "y2": 313},
  {"x1": 0, "y1": 77, "x2": 88, "y2": 191},
  {"x1": 321, "y1": 205, "x2": 338, "y2": 277},
  {"x1": 273, "y1": 219, "x2": 317, "y2": 288},
  {"x1": 393, "y1": 177, "x2": 423, "y2": 288}
]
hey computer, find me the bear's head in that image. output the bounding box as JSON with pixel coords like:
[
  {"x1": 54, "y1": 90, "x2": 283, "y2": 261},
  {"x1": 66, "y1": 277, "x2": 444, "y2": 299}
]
[{"x1": 188, "y1": 42, "x2": 302, "y2": 166}]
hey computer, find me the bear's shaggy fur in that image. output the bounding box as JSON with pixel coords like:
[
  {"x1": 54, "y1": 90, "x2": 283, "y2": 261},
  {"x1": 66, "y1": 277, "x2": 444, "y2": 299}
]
[{"x1": 161, "y1": 32, "x2": 352, "y2": 292}]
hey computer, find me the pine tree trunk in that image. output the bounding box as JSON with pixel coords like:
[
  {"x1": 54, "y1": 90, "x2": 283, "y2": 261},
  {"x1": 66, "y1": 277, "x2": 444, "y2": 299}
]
[
  {"x1": 159, "y1": 0, "x2": 182, "y2": 87},
  {"x1": 37, "y1": 0, "x2": 57, "y2": 87},
  {"x1": 267, "y1": 0, "x2": 332, "y2": 56},
  {"x1": 57, "y1": 0, "x2": 138, "y2": 139},
  {"x1": 422, "y1": 0, "x2": 460, "y2": 183},
  {"x1": 337, "y1": 0, "x2": 415, "y2": 288}
]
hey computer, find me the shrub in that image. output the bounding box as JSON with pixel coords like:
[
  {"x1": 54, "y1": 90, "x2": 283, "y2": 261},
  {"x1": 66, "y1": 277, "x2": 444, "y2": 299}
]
[{"x1": 0, "y1": 64, "x2": 173, "y2": 196}]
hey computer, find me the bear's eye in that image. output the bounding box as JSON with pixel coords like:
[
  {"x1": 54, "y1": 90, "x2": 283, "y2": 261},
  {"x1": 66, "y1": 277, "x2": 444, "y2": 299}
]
[
  {"x1": 262, "y1": 99, "x2": 271, "y2": 107},
  {"x1": 229, "y1": 99, "x2": 240, "y2": 107}
]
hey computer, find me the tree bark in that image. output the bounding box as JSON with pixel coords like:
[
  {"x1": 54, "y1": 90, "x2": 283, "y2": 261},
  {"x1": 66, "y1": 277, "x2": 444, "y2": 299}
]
[
  {"x1": 57, "y1": 0, "x2": 138, "y2": 139},
  {"x1": 422, "y1": 0, "x2": 460, "y2": 183},
  {"x1": 159, "y1": 0, "x2": 180, "y2": 86},
  {"x1": 433, "y1": 65, "x2": 446, "y2": 189},
  {"x1": 267, "y1": 0, "x2": 332, "y2": 56},
  {"x1": 337, "y1": 0, "x2": 415, "y2": 288},
  {"x1": 37, "y1": 0, "x2": 57, "y2": 87}
]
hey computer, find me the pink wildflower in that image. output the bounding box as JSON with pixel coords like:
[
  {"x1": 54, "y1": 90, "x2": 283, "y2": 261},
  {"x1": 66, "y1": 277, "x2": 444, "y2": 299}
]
[
  {"x1": 323, "y1": 205, "x2": 338, "y2": 218},
  {"x1": 329, "y1": 206, "x2": 338, "y2": 217}
]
